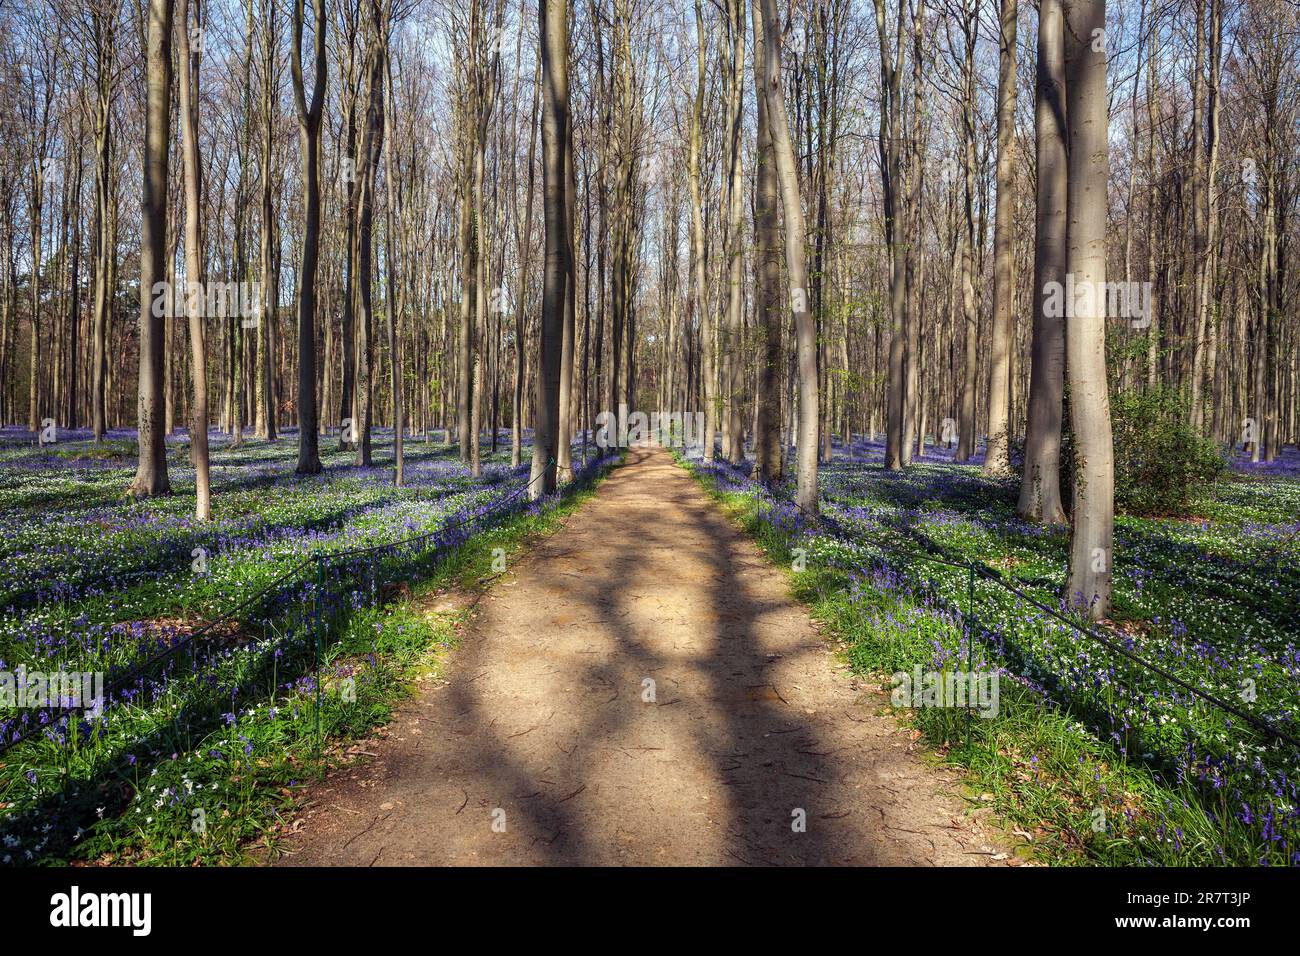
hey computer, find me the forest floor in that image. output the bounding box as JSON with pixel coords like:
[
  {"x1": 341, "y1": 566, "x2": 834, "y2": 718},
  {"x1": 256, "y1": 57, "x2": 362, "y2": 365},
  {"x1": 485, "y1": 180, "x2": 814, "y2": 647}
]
[{"x1": 271, "y1": 446, "x2": 1012, "y2": 866}]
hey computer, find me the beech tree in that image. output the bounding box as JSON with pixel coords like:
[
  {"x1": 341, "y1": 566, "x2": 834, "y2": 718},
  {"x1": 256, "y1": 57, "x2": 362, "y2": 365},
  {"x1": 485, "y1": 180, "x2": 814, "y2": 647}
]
[
  {"x1": 176, "y1": 0, "x2": 211, "y2": 518},
  {"x1": 982, "y1": 0, "x2": 1016, "y2": 477},
  {"x1": 128, "y1": 0, "x2": 173, "y2": 499},
  {"x1": 532, "y1": 0, "x2": 567, "y2": 498},
  {"x1": 290, "y1": 0, "x2": 326, "y2": 476},
  {"x1": 750, "y1": 0, "x2": 780, "y2": 483},
  {"x1": 1062, "y1": 0, "x2": 1114, "y2": 618},
  {"x1": 1017, "y1": 0, "x2": 1067, "y2": 526},
  {"x1": 759, "y1": 0, "x2": 818, "y2": 513}
]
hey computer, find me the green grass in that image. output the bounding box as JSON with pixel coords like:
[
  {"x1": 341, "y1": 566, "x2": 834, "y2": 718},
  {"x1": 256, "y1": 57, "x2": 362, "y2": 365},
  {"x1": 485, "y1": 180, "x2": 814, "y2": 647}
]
[
  {"x1": 679, "y1": 455, "x2": 1268, "y2": 866},
  {"x1": 0, "y1": 452, "x2": 613, "y2": 866}
]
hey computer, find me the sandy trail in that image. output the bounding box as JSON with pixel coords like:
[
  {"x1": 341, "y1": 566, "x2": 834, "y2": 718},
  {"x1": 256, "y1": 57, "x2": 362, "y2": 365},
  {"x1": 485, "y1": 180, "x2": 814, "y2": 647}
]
[{"x1": 275, "y1": 447, "x2": 1007, "y2": 866}]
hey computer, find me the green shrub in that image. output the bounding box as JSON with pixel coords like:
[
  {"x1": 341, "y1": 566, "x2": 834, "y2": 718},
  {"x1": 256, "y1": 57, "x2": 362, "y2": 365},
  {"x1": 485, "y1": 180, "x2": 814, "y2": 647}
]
[
  {"x1": 1011, "y1": 388, "x2": 1225, "y2": 517},
  {"x1": 1110, "y1": 387, "x2": 1227, "y2": 515}
]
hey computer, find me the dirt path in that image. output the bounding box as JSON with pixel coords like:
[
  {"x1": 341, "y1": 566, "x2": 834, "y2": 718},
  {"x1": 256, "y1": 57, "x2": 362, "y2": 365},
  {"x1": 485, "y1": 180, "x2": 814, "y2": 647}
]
[{"x1": 274, "y1": 448, "x2": 1010, "y2": 866}]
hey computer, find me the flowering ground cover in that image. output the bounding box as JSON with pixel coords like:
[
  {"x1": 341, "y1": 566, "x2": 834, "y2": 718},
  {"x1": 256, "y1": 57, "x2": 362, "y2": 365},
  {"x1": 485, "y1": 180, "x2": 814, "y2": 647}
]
[
  {"x1": 681, "y1": 439, "x2": 1300, "y2": 866},
  {"x1": 0, "y1": 426, "x2": 613, "y2": 864}
]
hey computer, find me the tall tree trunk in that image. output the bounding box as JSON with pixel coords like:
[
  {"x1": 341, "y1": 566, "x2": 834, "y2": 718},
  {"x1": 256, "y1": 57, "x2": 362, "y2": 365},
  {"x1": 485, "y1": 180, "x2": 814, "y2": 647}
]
[
  {"x1": 1063, "y1": 0, "x2": 1114, "y2": 619},
  {"x1": 91, "y1": 6, "x2": 116, "y2": 444},
  {"x1": 178, "y1": 0, "x2": 211, "y2": 519},
  {"x1": 901, "y1": 0, "x2": 924, "y2": 466},
  {"x1": 353, "y1": 3, "x2": 384, "y2": 468},
  {"x1": 691, "y1": 0, "x2": 712, "y2": 460},
  {"x1": 751, "y1": 0, "x2": 781, "y2": 483},
  {"x1": 722, "y1": 0, "x2": 746, "y2": 465},
  {"x1": 66, "y1": 138, "x2": 83, "y2": 431},
  {"x1": 758, "y1": 0, "x2": 817, "y2": 512},
  {"x1": 1018, "y1": 0, "x2": 1068, "y2": 525},
  {"x1": 290, "y1": 0, "x2": 326, "y2": 475},
  {"x1": 513, "y1": 58, "x2": 539, "y2": 469},
  {"x1": 532, "y1": 0, "x2": 568, "y2": 498},
  {"x1": 130, "y1": 0, "x2": 174, "y2": 498},
  {"x1": 983, "y1": 0, "x2": 1017, "y2": 476},
  {"x1": 1143, "y1": 23, "x2": 1159, "y2": 390},
  {"x1": 874, "y1": 0, "x2": 906, "y2": 470},
  {"x1": 338, "y1": 27, "x2": 360, "y2": 451},
  {"x1": 557, "y1": 76, "x2": 577, "y2": 480},
  {"x1": 1190, "y1": 0, "x2": 1222, "y2": 430},
  {"x1": 256, "y1": 0, "x2": 278, "y2": 441},
  {"x1": 471, "y1": 93, "x2": 487, "y2": 477},
  {"x1": 457, "y1": 131, "x2": 474, "y2": 458},
  {"x1": 955, "y1": 0, "x2": 979, "y2": 463},
  {"x1": 382, "y1": 19, "x2": 402, "y2": 486}
]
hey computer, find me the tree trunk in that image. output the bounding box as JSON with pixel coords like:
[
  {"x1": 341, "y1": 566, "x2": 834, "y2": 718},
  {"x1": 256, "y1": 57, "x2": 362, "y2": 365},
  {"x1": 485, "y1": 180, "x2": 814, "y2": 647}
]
[
  {"x1": 256, "y1": 0, "x2": 278, "y2": 441},
  {"x1": 532, "y1": 0, "x2": 568, "y2": 498},
  {"x1": 91, "y1": 9, "x2": 116, "y2": 445},
  {"x1": 178, "y1": 0, "x2": 211, "y2": 519},
  {"x1": 353, "y1": 5, "x2": 384, "y2": 468},
  {"x1": 382, "y1": 5, "x2": 402, "y2": 485},
  {"x1": 1018, "y1": 0, "x2": 1068, "y2": 525},
  {"x1": 513, "y1": 58, "x2": 539, "y2": 469},
  {"x1": 759, "y1": 0, "x2": 817, "y2": 513},
  {"x1": 130, "y1": 0, "x2": 174, "y2": 498},
  {"x1": 983, "y1": 0, "x2": 1017, "y2": 476},
  {"x1": 722, "y1": 0, "x2": 746, "y2": 465},
  {"x1": 874, "y1": 0, "x2": 906, "y2": 470},
  {"x1": 751, "y1": 0, "x2": 781, "y2": 483},
  {"x1": 1063, "y1": 0, "x2": 1114, "y2": 619},
  {"x1": 1190, "y1": 0, "x2": 1222, "y2": 431},
  {"x1": 901, "y1": 0, "x2": 924, "y2": 466},
  {"x1": 956, "y1": 0, "x2": 979, "y2": 463},
  {"x1": 557, "y1": 81, "x2": 577, "y2": 480},
  {"x1": 290, "y1": 0, "x2": 326, "y2": 475}
]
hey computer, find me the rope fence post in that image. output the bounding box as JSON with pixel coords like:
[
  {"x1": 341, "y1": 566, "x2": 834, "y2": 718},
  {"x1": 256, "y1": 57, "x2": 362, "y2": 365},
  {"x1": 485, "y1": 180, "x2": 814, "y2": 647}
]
[
  {"x1": 966, "y1": 562, "x2": 976, "y2": 750},
  {"x1": 967, "y1": 563, "x2": 976, "y2": 668},
  {"x1": 314, "y1": 551, "x2": 324, "y2": 775}
]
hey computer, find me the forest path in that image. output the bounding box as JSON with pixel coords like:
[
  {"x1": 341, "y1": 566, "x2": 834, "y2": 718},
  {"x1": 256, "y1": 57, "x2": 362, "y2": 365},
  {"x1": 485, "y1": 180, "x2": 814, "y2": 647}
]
[{"x1": 274, "y1": 447, "x2": 1009, "y2": 866}]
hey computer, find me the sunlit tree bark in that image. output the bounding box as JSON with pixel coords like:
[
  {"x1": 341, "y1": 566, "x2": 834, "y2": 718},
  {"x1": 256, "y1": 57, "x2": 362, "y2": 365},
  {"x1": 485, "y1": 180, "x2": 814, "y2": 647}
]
[
  {"x1": 1018, "y1": 0, "x2": 1067, "y2": 526},
  {"x1": 1063, "y1": 0, "x2": 1114, "y2": 619},
  {"x1": 129, "y1": 0, "x2": 174, "y2": 498},
  {"x1": 758, "y1": 0, "x2": 817, "y2": 512},
  {"x1": 532, "y1": 0, "x2": 568, "y2": 498},
  {"x1": 177, "y1": 0, "x2": 211, "y2": 519}
]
